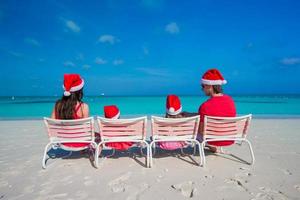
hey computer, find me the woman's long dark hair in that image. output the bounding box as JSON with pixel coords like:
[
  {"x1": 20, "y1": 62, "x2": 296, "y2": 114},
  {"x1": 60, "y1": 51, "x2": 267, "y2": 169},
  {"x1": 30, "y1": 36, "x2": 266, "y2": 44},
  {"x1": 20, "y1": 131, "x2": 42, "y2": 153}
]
[{"x1": 55, "y1": 89, "x2": 83, "y2": 119}]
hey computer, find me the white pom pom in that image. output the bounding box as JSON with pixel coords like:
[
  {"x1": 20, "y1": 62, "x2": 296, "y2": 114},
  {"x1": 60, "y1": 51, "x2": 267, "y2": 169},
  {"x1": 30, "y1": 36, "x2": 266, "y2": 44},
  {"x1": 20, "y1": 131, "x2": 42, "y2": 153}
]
[
  {"x1": 169, "y1": 107, "x2": 175, "y2": 113},
  {"x1": 64, "y1": 91, "x2": 71, "y2": 96},
  {"x1": 222, "y1": 80, "x2": 227, "y2": 85}
]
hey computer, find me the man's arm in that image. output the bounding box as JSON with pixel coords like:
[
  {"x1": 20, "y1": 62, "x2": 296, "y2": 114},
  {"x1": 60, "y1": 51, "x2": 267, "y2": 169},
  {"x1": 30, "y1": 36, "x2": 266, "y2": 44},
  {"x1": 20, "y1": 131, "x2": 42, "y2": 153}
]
[
  {"x1": 181, "y1": 111, "x2": 198, "y2": 117},
  {"x1": 198, "y1": 122, "x2": 204, "y2": 135},
  {"x1": 197, "y1": 103, "x2": 206, "y2": 136}
]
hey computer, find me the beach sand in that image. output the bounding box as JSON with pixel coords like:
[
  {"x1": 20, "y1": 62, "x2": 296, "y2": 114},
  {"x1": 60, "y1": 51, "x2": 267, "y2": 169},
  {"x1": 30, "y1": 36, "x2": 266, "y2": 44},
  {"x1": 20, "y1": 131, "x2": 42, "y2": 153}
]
[{"x1": 0, "y1": 118, "x2": 300, "y2": 200}]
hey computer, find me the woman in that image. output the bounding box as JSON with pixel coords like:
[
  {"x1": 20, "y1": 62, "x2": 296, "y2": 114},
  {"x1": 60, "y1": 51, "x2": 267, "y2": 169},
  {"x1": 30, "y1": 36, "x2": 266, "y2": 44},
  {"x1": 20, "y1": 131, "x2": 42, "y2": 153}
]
[{"x1": 51, "y1": 74, "x2": 90, "y2": 149}]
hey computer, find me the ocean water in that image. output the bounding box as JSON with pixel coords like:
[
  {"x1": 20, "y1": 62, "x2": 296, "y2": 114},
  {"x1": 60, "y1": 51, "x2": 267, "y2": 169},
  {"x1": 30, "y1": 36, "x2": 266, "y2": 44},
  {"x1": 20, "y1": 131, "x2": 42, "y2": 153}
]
[{"x1": 0, "y1": 95, "x2": 300, "y2": 119}]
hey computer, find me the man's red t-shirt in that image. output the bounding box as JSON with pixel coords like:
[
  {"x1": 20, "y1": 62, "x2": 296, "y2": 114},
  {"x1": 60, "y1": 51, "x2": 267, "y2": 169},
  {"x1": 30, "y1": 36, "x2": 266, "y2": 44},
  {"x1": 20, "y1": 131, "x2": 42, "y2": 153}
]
[{"x1": 198, "y1": 95, "x2": 236, "y2": 146}]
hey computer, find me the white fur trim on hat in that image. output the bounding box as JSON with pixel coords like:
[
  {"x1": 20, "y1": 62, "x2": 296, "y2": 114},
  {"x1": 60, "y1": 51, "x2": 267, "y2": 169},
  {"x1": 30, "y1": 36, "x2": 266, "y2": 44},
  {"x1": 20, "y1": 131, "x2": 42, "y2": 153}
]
[
  {"x1": 111, "y1": 111, "x2": 120, "y2": 119},
  {"x1": 166, "y1": 106, "x2": 182, "y2": 115},
  {"x1": 69, "y1": 79, "x2": 84, "y2": 92},
  {"x1": 63, "y1": 79, "x2": 85, "y2": 95},
  {"x1": 201, "y1": 79, "x2": 227, "y2": 85}
]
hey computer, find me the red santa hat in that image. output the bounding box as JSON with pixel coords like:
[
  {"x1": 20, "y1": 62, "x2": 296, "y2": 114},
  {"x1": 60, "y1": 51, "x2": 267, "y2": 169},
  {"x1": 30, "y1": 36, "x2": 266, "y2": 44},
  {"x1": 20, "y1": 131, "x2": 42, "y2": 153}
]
[
  {"x1": 201, "y1": 69, "x2": 227, "y2": 85},
  {"x1": 63, "y1": 74, "x2": 84, "y2": 96},
  {"x1": 166, "y1": 95, "x2": 182, "y2": 115},
  {"x1": 104, "y1": 105, "x2": 120, "y2": 119}
]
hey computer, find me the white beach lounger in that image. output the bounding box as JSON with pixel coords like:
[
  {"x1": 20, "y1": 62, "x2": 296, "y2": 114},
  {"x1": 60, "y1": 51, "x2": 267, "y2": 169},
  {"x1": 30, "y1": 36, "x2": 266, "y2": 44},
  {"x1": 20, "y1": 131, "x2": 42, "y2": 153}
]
[
  {"x1": 201, "y1": 114, "x2": 255, "y2": 166},
  {"x1": 95, "y1": 116, "x2": 149, "y2": 168},
  {"x1": 42, "y1": 117, "x2": 97, "y2": 169},
  {"x1": 149, "y1": 115, "x2": 201, "y2": 167}
]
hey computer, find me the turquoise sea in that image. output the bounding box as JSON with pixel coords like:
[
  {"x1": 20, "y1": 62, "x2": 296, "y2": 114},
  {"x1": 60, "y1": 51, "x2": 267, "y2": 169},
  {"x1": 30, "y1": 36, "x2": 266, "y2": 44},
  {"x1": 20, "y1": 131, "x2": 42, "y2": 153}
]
[{"x1": 0, "y1": 95, "x2": 300, "y2": 119}]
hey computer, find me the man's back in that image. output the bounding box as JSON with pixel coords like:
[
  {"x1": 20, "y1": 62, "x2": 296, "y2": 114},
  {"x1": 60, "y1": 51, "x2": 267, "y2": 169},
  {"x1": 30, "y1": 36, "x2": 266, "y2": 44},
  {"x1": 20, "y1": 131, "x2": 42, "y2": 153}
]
[
  {"x1": 198, "y1": 94, "x2": 236, "y2": 146},
  {"x1": 198, "y1": 94, "x2": 236, "y2": 122}
]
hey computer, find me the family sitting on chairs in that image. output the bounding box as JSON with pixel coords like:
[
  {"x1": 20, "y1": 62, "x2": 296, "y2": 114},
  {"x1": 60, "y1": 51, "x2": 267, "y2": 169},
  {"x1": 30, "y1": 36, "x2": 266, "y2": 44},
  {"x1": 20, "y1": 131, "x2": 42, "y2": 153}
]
[{"x1": 42, "y1": 69, "x2": 254, "y2": 169}]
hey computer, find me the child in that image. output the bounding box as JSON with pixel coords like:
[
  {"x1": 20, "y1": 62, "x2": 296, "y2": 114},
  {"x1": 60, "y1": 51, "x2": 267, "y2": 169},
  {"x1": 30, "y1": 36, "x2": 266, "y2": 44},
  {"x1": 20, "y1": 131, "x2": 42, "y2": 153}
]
[
  {"x1": 103, "y1": 105, "x2": 133, "y2": 150},
  {"x1": 158, "y1": 95, "x2": 187, "y2": 150}
]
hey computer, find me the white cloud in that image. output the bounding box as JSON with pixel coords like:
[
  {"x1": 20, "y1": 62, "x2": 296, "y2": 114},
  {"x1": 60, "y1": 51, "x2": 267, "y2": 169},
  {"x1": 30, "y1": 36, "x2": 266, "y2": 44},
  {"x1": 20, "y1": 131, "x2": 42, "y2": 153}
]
[
  {"x1": 136, "y1": 67, "x2": 169, "y2": 77},
  {"x1": 95, "y1": 57, "x2": 107, "y2": 65},
  {"x1": 65, "y1": 20, "x2": 80, "y2": 32},
  {"x1": 113, "y1": 59, "x2": 124, "y2": 65},
  {"x1": 165, "y1": 22, "x2": 180, "y2": 34},
  {"x1": 24, "y1": 38, "x2": 40, "y2": 46},
  {"x1": 63, "y1": 61, "x2": 75, "y2": 67},
  {"x1": 280, "y1": 57, "x2": 300, "y2": 65},
  {"x1": 98, "y1": 35, "x2": 117, "y2": 44},
  {"x1": 83, "y1": 64, "x2": 91, "y2": 69},
  {"x1": 8, "y1": 51, "x2": 23, "y2": 57}
]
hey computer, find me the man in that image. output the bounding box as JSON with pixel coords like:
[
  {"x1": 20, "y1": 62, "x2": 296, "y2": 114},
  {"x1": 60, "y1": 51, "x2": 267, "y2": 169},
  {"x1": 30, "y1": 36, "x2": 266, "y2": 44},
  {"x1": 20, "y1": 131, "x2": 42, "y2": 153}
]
[{"x1": 198, "y1": 68, "x2": 236, "y2": 152}]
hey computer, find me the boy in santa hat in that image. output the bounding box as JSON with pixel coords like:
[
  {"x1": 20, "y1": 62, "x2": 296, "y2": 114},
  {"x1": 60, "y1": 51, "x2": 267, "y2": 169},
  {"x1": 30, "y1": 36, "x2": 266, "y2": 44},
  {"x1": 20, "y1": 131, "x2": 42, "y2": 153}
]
[
  {"x1": 198, "y1": 69, "x2": 236, "y2": 152},
  {"x1": 103, "y1": 105, "x2": 133, "y2": 151}
]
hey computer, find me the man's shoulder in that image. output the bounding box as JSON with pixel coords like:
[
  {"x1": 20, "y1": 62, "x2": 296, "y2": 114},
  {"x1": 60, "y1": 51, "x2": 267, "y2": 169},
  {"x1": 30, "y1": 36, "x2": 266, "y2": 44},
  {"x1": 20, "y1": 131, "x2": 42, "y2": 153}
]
[
  {"x1": 203, "y1": 94, "x2": 234, "y2": 106},
  {"x1": 214, "y1": 94, "x2": 234, "y2": 101},
  {"x1": 223, "y1": 94, "x2": 233, "y2": 98},
  {"x1": 200, "y1": 98, "x2": 213, "y2": 110},
  {"x1": 222, "y1": 94, "x2": 235, "y2": 103}
]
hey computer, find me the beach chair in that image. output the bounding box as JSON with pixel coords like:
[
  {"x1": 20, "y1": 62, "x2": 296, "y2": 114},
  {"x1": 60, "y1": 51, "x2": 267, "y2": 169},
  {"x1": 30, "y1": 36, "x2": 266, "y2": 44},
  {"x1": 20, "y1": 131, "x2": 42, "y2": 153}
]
[
  {"x1": 201, "y1": 114, "x2": 255, "y2": 166},
  {"x1": 95, "y1": 116, "x2": 149, "y2": 168},
  {"x1": 149, "y1": 115, "x2": 201, "y2": 167},
  {"x1": 42, "y1": 117, "x2": 97, "y2": 169}
]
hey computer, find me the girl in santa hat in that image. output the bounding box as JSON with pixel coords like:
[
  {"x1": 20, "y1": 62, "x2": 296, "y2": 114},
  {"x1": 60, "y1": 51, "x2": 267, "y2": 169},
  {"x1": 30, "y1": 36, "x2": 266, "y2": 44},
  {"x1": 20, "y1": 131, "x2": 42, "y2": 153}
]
[{"x1": 158, "y1": 95, "x2": 187, "y2": 150}]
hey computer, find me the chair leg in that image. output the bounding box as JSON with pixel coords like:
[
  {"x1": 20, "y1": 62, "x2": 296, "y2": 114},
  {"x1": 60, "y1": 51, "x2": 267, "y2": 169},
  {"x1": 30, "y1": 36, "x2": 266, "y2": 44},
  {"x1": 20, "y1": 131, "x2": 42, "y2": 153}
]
[
  {"x1": 149, "y1": 141, "x2": 155, "y2": 168},
  {"x1": 194, "y1": 141, "x2": 203, "y2": 167},
  {"x1": 42, "y1": 143, "x2": 52, "y2": 169},
  {"x1": 144, "y1": 143, "x2": 148, "y2": 168},
  {"x1": 200, "y1": 142, "x2": 206, "y2": 166},
  {"x1": 142, "y1": 141, "x2": 149, "y2": 168},
  {"x1": 149, "y1": 143, "x2": 152, "y2": 168},
  {"x1": 148, "y1": 143, "x2": 151, "y2": 168},
  {"x1": 90, "y1": 142, "x2": 97, "y2": 168},
  {"x1": 244, "y1": 139, "x2": 255, "y2": 165},
  {"x1": 95, "y1": 143, "x2": 104, "y2": 168}
]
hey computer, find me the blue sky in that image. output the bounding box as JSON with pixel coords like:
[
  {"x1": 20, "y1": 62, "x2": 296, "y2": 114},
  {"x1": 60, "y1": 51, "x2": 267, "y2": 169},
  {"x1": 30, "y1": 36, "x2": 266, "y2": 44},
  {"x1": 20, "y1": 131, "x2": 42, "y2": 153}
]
[{"x1": 0, "y1": 0, "x2": 300, "y2": 96}]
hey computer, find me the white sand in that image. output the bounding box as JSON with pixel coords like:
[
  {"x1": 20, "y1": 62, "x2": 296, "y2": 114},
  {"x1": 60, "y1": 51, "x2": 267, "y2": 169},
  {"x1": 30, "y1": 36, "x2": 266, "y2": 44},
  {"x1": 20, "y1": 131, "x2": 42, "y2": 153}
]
[{"x1": 0, "y1": 119, "x2": 300, "y2": 200}]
